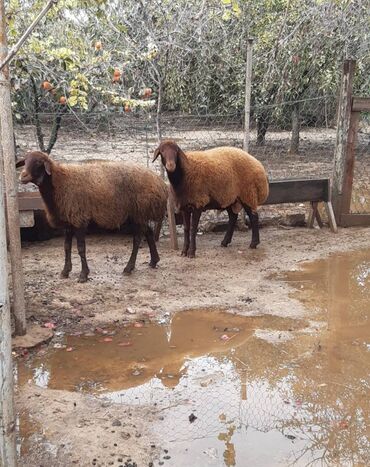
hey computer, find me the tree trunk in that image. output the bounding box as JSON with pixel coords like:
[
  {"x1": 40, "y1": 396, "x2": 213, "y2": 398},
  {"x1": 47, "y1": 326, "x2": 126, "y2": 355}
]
[
  {"x1": 30, "y1": 74, "x2": 46, "y2": 152},
  {"x1": 256, "y1": 112, "x2": 269, "y2": 146},
  {"x1": 46, "y1": 105, "x2": 66, "y2": 154},
  {"x1": 289, "y1": 101, "x2": 300, "y2": 154}
]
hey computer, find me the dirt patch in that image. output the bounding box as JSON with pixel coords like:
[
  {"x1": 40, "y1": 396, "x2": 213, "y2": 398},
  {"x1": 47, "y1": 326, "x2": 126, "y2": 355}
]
[{"x1": 20, "y1": 226, "x2": 370, "y2": 330}]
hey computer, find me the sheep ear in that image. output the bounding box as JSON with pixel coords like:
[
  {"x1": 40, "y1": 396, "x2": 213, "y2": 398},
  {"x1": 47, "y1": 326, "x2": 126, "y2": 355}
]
[
  {"x1": 44, "y1": 160, "x2": 52, "y2": 175},
  {"x1": 152, "y1": 148, "x2": 161, "y2": 162},
  {"x1": 16, "y1": 159, "x2": 25, "y2": 168}
]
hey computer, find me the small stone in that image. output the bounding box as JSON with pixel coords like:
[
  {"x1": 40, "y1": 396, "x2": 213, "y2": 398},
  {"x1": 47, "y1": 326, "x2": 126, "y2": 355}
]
[
  {"x1": 188, "y1": 413, "x2": 197, "y2": 423},
  {"x1": 112, "y1": 419, "x2": 122, "y2": 427}
]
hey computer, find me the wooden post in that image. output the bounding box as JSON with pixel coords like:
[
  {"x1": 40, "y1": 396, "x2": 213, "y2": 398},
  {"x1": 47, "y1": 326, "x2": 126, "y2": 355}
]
[
  {"x1": 0, "y1": 0, "x2": 26, "y2": 335},
  {"x1": 340, "y1": 110, "x2": 360, "y2": 215},
  {"x1": 243, "y1": 38, "x2": 253, "y2": 152},
  {"x1": 167, "y1": 194, "x2": 178, "y2": 250},
  {"x1": 0, "y1": 139, "x2": 17, "y2": 466},
  {"x1": 332, "y1": 60, "x2": 356, "y2": 222}
]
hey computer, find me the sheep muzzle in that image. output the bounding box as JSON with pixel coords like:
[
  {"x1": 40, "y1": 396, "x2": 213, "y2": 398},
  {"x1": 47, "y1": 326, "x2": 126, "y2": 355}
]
[
  {"x1": 165, "y1": 161, "x2": 176, "y2": 173},
  {"x1": 19, "y1": 170, "x2": 33, "y2": 184}
]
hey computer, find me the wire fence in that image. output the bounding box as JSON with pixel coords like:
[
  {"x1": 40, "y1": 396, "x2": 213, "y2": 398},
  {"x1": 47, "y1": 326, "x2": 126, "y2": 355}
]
[{"x1": 14, "y1": 93, "x2": 370, "y2": 226}]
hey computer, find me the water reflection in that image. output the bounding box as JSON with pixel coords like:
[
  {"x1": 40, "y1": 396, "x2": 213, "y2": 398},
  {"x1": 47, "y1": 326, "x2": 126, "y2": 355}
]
[{"x1": 18, "y1": 249, "x2": 370, "y2": 466}]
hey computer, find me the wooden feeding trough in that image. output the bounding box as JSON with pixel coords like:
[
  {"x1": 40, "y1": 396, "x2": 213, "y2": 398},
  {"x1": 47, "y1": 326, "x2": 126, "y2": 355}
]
[
  {"x1": 17, "y1": 177, "x2": 338, "y2": 236},
  {"x1": 264, "y1": 178, "x2": 337, "y2": 232}
]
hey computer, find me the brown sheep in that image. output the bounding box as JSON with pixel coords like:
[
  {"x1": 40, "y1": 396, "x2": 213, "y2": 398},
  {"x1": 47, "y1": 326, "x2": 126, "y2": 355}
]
[
  {"x1": 153, "y1": 140, "x2": 269, "y2": 257},
  {"x1": 17, "y1": 152, "x2": 168, "y2": 282}
]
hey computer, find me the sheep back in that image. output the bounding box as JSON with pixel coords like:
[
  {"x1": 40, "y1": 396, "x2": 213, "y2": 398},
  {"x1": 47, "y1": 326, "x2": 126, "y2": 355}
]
[
  {"x1": 177, "y1": 147, "x2": 268, "y2": 212},
  {"x1": 49, "y1": 162, "x2": 168, "y2": 229}
]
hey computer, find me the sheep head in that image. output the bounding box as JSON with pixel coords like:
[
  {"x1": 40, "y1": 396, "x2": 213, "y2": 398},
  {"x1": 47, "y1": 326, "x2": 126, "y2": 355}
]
[
  {"x1": 16, "y1": 151, "x2": 52, "y2": 186},
  {"x1": 153, "y1": 140, "x2": 185, "y2": 173}
]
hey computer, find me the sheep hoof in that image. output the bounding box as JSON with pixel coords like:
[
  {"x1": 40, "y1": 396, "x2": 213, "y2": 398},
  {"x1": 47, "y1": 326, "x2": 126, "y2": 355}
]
[
  {"x1": 123, "y1": 266, "x2": 134, "y2": 275},
  {"x1": 60, "y1": 270, "x2": 70, "y2": 279},
  {"x1": 78, "y1": 275, "x2": 88, "y2": 283},
  {"x1": 187, "y1": 251, "x2": 196, "y2": 258},
  {"x1": 149, "y1": 261, "x2": 158, "y2": 269},
  {"x1": 249, "y1": 242, "x2": 259, "y2": 249},
  {"x1": 181, "y1": 250, "x2": 188, "y2": 257},
  {"x1": 221, "y1": 240, "x2": 229, "y2": 247}
]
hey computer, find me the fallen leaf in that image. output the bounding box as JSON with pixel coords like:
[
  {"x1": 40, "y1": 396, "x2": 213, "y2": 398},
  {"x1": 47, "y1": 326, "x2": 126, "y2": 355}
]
[
  {"x1": 134, "y1": 322, "x2": 143, "y2": 328},
  {"x1": 118, "y1": 341, "x2": 132, "y2": 347},
  {"x1": 66, "y1": 347, "x2": 73, "y2": 352},
  {"x1": 44, "y1": 322, "x2": 56, "y2": 329},
  {"x1": 102, "y1": 337, "x2": 113, "y2": 342},
  {"x1": 220, "y1": 334, "x2": 229, "y2": 341}
]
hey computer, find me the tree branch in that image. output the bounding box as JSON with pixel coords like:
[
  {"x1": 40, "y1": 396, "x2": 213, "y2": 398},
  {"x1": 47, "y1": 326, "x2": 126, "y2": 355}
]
[{"x1": 0, "y1": 0, "x2": 58, "y2": 71}]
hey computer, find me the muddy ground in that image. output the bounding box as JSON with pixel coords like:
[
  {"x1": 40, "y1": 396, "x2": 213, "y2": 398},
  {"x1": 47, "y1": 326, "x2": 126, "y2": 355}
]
[{"x1": 16, "y1": 224, "x2": 370, "y2": 466}]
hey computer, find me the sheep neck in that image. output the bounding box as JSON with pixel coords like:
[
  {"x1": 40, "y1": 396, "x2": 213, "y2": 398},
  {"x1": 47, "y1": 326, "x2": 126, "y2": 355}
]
[
  {"x1": 38, "y1": 172, "x2": 58, "y2": 219},
  {"x1": 167, "y1": 154, "x2": 185, "y2": 190}
]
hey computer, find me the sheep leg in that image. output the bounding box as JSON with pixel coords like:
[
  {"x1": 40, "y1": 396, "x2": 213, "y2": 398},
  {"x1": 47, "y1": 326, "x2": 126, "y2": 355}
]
[
  {"x1": 145, "y1": 226, "x2": 160, "y2": 268},
  {"x1": 221, "y1": 207, "x2": 238, "y2": 247},
  {"x1": 75, "y1": 227, "x2": 90, "y2": 282},
  {"x1": 60, "y1": 226, "x2": 73, "y2": 278},
  {"x1": 188, "y1": 209, "x2": 202, "y2": 258},
  {"x1": 154, "y1": 220, "x2": 162, "y2": 242},
  {"x1": 123, "y1": 225, "x2": 142, "y2": 274},
  {"x1": 244, "y1": 205, "x2": 260, "y2": 249},
  {"x1": 181, "y1": 210, "x2": 191, "y2": 257}
]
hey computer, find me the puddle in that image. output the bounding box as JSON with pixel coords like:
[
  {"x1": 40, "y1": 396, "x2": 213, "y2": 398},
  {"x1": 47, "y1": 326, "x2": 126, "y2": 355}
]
[{"x1": 18, "y1": 249, "x2": 370, "y2": 466}]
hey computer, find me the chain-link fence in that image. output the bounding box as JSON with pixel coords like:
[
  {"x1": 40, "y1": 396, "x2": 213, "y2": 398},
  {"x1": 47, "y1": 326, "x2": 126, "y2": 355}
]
[
  {"x1": 16, "y1": 93, "x2": 359, "y2": 228},
  {"x1": 15, "y1": 95, "x2": 339, "y2": 179}
]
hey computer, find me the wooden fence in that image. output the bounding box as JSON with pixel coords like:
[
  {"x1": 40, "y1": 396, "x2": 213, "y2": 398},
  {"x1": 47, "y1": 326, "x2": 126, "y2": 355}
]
[{"x1": 333, "y1": 60, "x2": 370, "y2": 227}]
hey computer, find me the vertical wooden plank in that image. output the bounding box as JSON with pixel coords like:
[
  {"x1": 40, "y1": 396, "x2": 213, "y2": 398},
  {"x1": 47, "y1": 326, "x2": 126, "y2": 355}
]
[
  {"x1": 308, "y1": 201, "x2": 323, "y2": 228},
  {"x1": 307, "y1": 202, "x2": 315, "y2": 228},
  {"x1": 340, "y1": 110, "x2": 360, "y2": 215},
  {"x1": 332, "y1": 60, "x2": 356, "y2": 222},
  {"x1": 314, "y1": 203, "x2": 324, "y2": 228},
  {"x1": 167, "y1": 193, "x2": 178, "y2": 250},
  {"x1": 243, "y1": 38, "x2": 253, "y2": 152},
  {"x1": 0, "y1": 70, "x2": 17, "y2": 467},
  {"x1": 0, "y1": 0, "x2": 26, "y2": 336},
  {"x1": 325, "y1": 201, "x2": 338, "y2": 233}
]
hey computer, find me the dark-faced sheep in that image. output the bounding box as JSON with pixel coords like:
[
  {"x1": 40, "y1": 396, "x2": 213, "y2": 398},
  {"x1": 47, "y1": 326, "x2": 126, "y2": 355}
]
[
  {"x1": 17, "y1": 152, "x2": 168, "y2": 282},
  {"x1": 153, "y1": 140, "x2": 269, "y2": 257}
]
